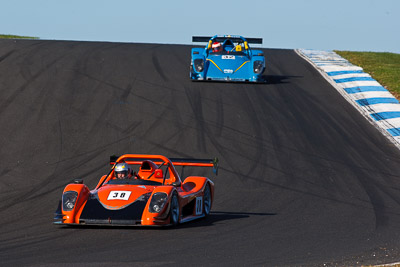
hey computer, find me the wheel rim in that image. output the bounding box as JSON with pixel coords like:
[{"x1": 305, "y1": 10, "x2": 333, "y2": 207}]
[
  {"x1": 203, "y1": 185, "x2": 211, "y2": 215},
  {"x1": 171, "y1": 195, "x2": 179, "y2": 225}
]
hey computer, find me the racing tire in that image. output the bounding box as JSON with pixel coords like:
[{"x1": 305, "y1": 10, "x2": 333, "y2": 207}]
[
  {"x1": 203, "y1": 183, "x2": 212, "y2": 216},
  {"x1": 170, "y1": 193, "x2": 180, "y2": 226}
]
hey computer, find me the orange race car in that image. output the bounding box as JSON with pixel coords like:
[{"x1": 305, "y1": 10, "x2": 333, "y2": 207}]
[{"x1": 54, "y1": 154, "x2": 218, "y2": 227}]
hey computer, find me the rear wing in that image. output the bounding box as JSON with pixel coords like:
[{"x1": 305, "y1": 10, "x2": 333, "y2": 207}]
[
  {"x1": 192, "y1": 36, "x2": 262, "y2": 44},
  {"x1": 170, "y1": 158, "x2": 219, "y2": 175},
  {"x1": 110, "y1": 155, "x2": 219, "y2": 175},
  {"x1": 192, "y1": 36, "x2": 214, "y2": 42}
]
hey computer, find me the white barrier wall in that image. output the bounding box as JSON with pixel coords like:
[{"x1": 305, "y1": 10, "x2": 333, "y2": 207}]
[{"x1": 297, "y1": 49, "x2": 400, "y2": 149}]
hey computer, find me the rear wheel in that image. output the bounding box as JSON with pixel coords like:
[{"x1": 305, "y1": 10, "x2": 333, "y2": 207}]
[
  {"x1": 203, "y1": 184, "x2": 211, "y2": 216},
  {"x1": 170, "y1": 193, "x2": 179, "y2": 226}
]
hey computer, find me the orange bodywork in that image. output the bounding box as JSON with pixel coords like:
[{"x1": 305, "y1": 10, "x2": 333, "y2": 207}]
[{"x1": 54, "y1": 154, "x2": 217, "y2": 227}]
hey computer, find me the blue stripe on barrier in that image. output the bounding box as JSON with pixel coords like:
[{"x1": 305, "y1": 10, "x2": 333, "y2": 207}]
[
  {"x1": 334, "y1": 77, "x2": 375, "y2": 83},
  {"x1": 387, "y1": 128, "x2": 400, "y2": 137},
  {"x1": 370, "y1": 112, "x2": 400, "y2": 121},
  {"x1": 301, "y1": 50, "x2": 400, "y2": 143},
  {"x1": 344, "y1": 86, "x2": 387, "y2": 94},
  {"x1": 327, "y1": 70, "x2": 364, "y2": 76},
  {"x1": 314, "y1": 61, "x2": 348, "y2": 64},
  {"x1": 356, "y1": 98, "x2": 399, "y2": 106},
  {"x1": 316, "y1": 63, "x2": 337, "y2": 66}
]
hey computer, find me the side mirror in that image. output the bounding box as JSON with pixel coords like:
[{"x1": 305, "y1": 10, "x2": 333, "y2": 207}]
[{"x1": 172, "y1": 181, "x2": 181, "y2": 187}]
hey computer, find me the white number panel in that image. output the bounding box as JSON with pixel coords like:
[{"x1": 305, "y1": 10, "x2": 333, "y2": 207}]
[
  {"x1": 195, "y1": 196, "x2": 203, "y2": 215},
  {"x1": 222, "y1": 55, "x2": 235, "y2": 59},
  {"x1": 107, "y1": 191, "x2": 131, "y2": 200}
]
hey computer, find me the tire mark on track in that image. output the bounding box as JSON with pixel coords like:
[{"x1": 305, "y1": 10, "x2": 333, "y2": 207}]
[
  {"x1": 0, "y1": 54, "x2": 67, "y2": 115},
  {"x1": 0, "y1": 155, "x2": 106, "y2": 213},
  {"x1": 347, "y1": 160, "x2": 389, "y2": 229},
  {"x1": 228, "y1": 85, "x2": 266, "y2": 183},
  {"x1": 214, "y1": 92, "x2": 224, "y2": 138},
  {"x1": 152, "y1": 52, "x2": 168, "y2": 82},
  {"x1": 0, "y1": 50, "x2": 15, "y2": 63},
  {"x1": 184, "y1": 85, "x2": 207, "y2": 152},
  {"x1": 254, "y1": 76, "x2": 398, "y2": 228},
  {"x1": 183, "y1": 83, "x2": 265, "y2": 186},
  {"x1": 0, "y1": 42, "x2": 149, "y2": 211},
  {"x1": 66, "y1": 43, "x2": 141, "y2": 153},
  {"x1": 139, "y1": 92, "x2": 183, "y2": 148},
  {"x1": 143, "y1": 84, "x2": 187, "y2": 149},
  {"x1": 169, "y1": 45, "x2": 189, "y2": 65}
]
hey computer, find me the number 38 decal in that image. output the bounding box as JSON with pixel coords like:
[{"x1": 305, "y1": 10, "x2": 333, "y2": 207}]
[{"x1": 107, "y1": 191, "x2": 131, "y2": 200}]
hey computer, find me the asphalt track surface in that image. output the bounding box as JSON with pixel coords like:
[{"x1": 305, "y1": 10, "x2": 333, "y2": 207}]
[{"x1": 1, "y1": 39, "x2": 400, "y2": 267}]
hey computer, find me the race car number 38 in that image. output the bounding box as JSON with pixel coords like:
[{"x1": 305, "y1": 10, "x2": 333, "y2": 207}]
[{"x1": 107, "y1": 191, "x2": 131, "y2": 200}]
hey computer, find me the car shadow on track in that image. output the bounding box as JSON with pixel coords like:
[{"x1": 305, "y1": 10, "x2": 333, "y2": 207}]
[
  {"x1": 263, "y1": 75, "x2": 301, "y2": 84},
  {"x1": 190, "y1": 75, "x2": 298, "y2": 85},
  {"x1": 54, "y1": 211, "x2": 276, "y2": 230},
  {"x1": 177, "y1": 210, "x2": 277, "y2": 229}
]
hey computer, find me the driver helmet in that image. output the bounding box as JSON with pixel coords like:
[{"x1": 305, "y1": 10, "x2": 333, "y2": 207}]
[
  {"x1": 114, "y1": 163, "x2": 132, "y2": 179},
  {"x1": 212, "y1": 42, "x2": 222, "y2": 52}
]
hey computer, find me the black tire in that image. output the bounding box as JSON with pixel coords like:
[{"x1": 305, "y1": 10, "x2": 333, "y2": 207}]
[
  {"x1": 203, "y1": 184, "x2": 212, "y2": 216},
  {"x1": 170, "y1": 193, "x2": 179, "y2": 226}
]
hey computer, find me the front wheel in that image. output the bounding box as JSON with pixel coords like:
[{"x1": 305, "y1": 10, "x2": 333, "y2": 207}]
[
  {"x1": 170, "y1": 193, "x2": 180, "y2": 226},
  {"x1": 203, "y1": 184, "x2": 212, "y2": 216}
]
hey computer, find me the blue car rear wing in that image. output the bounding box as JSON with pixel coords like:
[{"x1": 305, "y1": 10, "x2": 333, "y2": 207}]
[{"x1": 192, "y1": 36, "x2": 262, "y2": 44}]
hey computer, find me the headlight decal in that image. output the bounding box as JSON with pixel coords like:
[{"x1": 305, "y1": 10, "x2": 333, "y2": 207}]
[
  {"x1": 62, "y1": 191, "x2": 78, "y2": 211},
  {"x1": 194, "y1": 59, "x2": 204, "y2": 72},
  {"x1": 253, "y1": 60, "x2": 264, "y2": 74},
  {"x1": 149, "y1": 192, "x2": 168, "y2": 213}
]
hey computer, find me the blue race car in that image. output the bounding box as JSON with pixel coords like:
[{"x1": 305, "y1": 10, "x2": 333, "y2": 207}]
[{"x1": 190, "y1": 35, "x2": 265, "y2": 83}]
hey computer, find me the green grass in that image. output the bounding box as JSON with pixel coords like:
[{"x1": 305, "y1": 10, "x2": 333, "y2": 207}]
[
  {"x1": 0, "y1": 34, "x2": 39, "y2": 39},
  {"x1": 335, "y1": 50, "x2": 400, "y2": 98}
]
